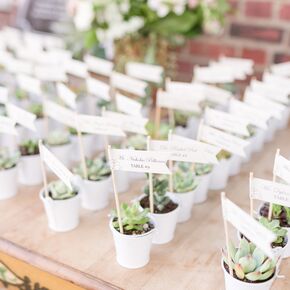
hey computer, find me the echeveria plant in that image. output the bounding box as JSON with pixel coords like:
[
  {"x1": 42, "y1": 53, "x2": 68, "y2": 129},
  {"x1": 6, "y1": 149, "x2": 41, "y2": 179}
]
[
  {"x1": 195, "y1": 163, "x2": 213, "y2": 176},
  {"x1": 223, "y1": 238, "x2": 276, "y2": 282},
  {"x1": 260, "y1": 203, "x2": 290, "y2": 227},
  {"x1": 173, "y1": 162, "x2": 198, "y2": 193},
  {"x1": 46, "y1": 130, "x2": 70, "y2": 146},
  {"x1": 125, "y1": 134, "x2": 147, "y2": 150},
  {"x1": 0, "y1": 150, "x2": 19, "y2": 171},
  {"x1": 112, "y1": 202, "x2": 152, "y2": 235},
  {"x1": 217, "y1": 149, "x2": 231, "y2": 160},
  {"x1": 28, "y1": 103, "x2": 43, "y2": 119},
  {"x1": 19, "y1": 140, "x2": 39, "y2": 156},
  {"x1": 146, "y1": 121, "x2": 172, "y2": 140},
  {"x1": 48, "y1": 180, "x2": 78, "y2": 200},
  {"x1": 73, "y1": 156, "x2": 111, "y2": 181}
]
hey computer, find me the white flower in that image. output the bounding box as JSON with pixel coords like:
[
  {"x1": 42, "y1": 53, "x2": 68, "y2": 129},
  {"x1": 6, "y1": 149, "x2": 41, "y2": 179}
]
[
  {"x1": 203, "y1": 20, "x2": 223, "y2": 35},
  {"x1": 148, "y1": 0, "x2": 187, "y2": 17},
  {"x1": 74, "y1": 1, "x2": 94, "y2": 31}
]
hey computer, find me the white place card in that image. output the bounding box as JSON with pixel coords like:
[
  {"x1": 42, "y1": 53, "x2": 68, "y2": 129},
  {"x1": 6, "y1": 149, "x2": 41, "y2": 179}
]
[
  {"x1": 0, "y1": 86, "x2": 8, "y2": 104},
  {"x1": 65, "y1": 59, "x2": 88, "y2": 79},
  {"x1": 56, "y1": 83, "x2": 77, "y2": 110},
  {"x1": 84, "y1": 55, "x2": 113, "y2": 77},
  {"x1": 86, "y1": 78, "x2": 111, "y2": 101},
  {"x1": 274, "y1": 154, "x2": 290, "y2": 184},
  {"x1": 16, "y1": 74, "x2": 42, "y2": 96},
  {"x1": 116, "y1": 93, "x2": 142, "y2": 116},
  {"x1": 34, "y1": 65, "x2": 67, "y2": 82},
  {"x1": 0, "y1": 115, "x2": 17, "y2": 135},
  {"x1": 201, "y1": 83, "x2": 232, "y2": 106},
  {"x1": 271, "y1": 62, "x2": 290, "y2": 77},
  {"x1": 219, "y1": 56, "x2": 254, "y2": 75}
]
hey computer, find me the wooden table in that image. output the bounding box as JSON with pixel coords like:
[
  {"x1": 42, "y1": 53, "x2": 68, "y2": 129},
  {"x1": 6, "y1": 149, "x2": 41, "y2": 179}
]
[{"x1": 0, "y1": 127, "x2": 290, "y2": 290}]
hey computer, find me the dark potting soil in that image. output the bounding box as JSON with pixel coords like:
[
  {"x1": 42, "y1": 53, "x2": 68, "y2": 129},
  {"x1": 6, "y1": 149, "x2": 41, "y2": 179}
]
[
  {"x1": 260, "y1": 203, "x2": 290, "y2": 228},
  {"x1": 223, "y1": 262, "x2": 275, "y2": 284},
  {"x1": 113, "y1": 218, "x2": 154, "y2": 235},
  {"x1": 47, "y1": 191, "x2": 78, "y2": 201},
  {"x1": 140, "y1": 196, "x2": 178, "y2": 214},
  {"x1": 240, "y1": 233, "x2": 288, "y2": 249}
]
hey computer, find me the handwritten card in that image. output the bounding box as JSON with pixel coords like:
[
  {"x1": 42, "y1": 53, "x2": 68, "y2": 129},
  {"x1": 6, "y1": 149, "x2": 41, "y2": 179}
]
[
  {"x1": 56, "y1": 83, "x2": 77, "y2": 110},
  {"x1": 84, "y1": 55, "x2": 113, "y2": 77},
  {"x1": 86, "y1": 78, "x2": 111, "y2": 101},
  {"x1": 0, "y1": 115, "x2": 17, "y2": 135},
  {"x1": 274, "y1": 154, "x2": 290, "y2": 184},
  {"x1": 116, "y1": 93, "x2": 142, "y2": 117},
  {"x1": 109, "y1": 149, "x2": 170, "y2": 174}
]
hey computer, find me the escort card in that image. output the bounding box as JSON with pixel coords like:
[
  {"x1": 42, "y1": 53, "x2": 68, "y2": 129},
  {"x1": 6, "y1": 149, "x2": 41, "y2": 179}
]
[
  {"x1": 0, "y1": 86, "x2": 8, "y2": 104},
  {"x1": 274, "y1": 154, "x2": 290, "y2": 184},
  {"x1": 65, "y1": 59, "x2": 88, "y2": 79},
  {"x1": 16, "y1": 74, "x2": 42, "y2": 96},
  {"x1": 86, "y1": 78, "x2": 111, "y2": 101},
  {"x1": 84, "y1": 55, "x2": 113, "y2": 77},
  {"x1": 56, "y1": 83, "x2": 77, "y2": 110},
  {"x1": 116, "y1": 93, "x2": 142, "y2": 117}
]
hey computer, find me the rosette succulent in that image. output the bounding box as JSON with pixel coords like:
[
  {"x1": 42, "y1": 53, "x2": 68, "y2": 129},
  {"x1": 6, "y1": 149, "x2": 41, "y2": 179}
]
[
  {"x1": 195, "y1": 163, "x2": 213, "y2": 176},
  {"x1": 173, "y1": 162, "x2": 198, "y2": 193},
  {"x1": 28, "y1": 103, "x2": 43, "y2": 119},
  {"x1": 146, "y1": 121, "x2": 172, "y2": 140},
  {"x1": 46, "y1": 130, "x2": 70, "y2": 147},
  {"x1": 0, "y1": 150, "x2": 19, "y2": 171},
  {"x1": 174, "y1": 110, "x2": 190, "y2": 128},
  {"x1": 260, "y1": 203, "x2": 290, "y2": 227},
  {"x1": 223, "y1": 238, "x2": 276, "y2": 282},
  {"x1": 48, "y1": 180, "x2": 78, "y2": 200},
  {"x1": 112, "y1": 202, "x2": 152, "y2": 235},
  {"x1": 73, "y1": 156, "x2": 111, "y2": 181},
  {"x1": 125, "y1": 134, "x2": 147, "y2": 150},
  {"x1": 19, "y1": 139, "x2": 39, "y2": 156}
]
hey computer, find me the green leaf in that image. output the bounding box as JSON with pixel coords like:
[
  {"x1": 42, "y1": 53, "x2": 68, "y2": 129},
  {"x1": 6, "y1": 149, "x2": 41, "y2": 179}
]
[
  {"x1": 234, "y1": 264, "x2": 245, "y2": 280},
  {"x1": 245, "y1": 271, "x2": 261, "y2": 282},
  {"x1": 253, "y1": 247, "x2": 265, "y2": 268},
  {"x1": 239, "y1": 256, "x2": 256, "y2": 274},
  {"x1": 259, "y1": 268, "x2": 275, "y2": 281}
]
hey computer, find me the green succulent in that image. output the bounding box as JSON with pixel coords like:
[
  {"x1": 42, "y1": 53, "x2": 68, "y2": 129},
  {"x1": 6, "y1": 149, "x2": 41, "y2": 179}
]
[
  {"x1": 143, "y1": 175, "x2": 170, "y2": 212},
  {"x1": 112, "y1": 202, "x2": 151, "y2": 234},
  {"x1": 223, "y1": 238, "x2": 276, "y2": 282},
  {"x1": 28, "y1": 103, "x2": 43, "y2": 118},
  {"x1": 97, "y1": 99, "x2": 115, "y2": 111},
  {"x1": 19, "y1": 139, "x2": 39, "y2": 156},
  {"x1": 259, "y1": 217, "x2": 287, "y2": 245},
  {"x1": 73, "y1": 156, "x2": 111, "y2": 181},
  {"x1": 0, "y1": 149, "x2": 19, "y2": 171},
  {"x1": 125, "y1": 134, "x2": 146, "y2": 150},
  {"x1": 173, "y1": 162, "x2": 198, "y2": 193},
  {"x1": 195, "y1": 163, "x2": 213, "y2": 176},
  {"x1": 174, "y1": 110, "x2": 190, "y2": 127},
  {"x1": 15, "y1": 88, "x2": 29, "y2": 101},
  {"x1": 271, "y1": 204, "x2": 290, "y2": 226},
  {"x1": 217, "y1": 149, "x2": 231, "y2": 160},
  {"x1": 146, "y1": 121, "x2": 172, "y2": 140},
  {"x1": 46, "y1": 130, "x2": 70, "y2": 146},
  {"x1": 48, "y1": 180, "x2": 78, "y2": 200}
]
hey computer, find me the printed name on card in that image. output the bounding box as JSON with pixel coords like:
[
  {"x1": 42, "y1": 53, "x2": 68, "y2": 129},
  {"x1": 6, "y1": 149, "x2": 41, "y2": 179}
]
[
  {"x1": 103, "y1": 110, "x2": 148, "y2": 135},
  {"x1": 39, "y1": 143, "x2": 74, "y2": 190},
  {"x1": 229, "y1": 99, "x2": 269, "y2": 130},
  {"x1": 125, "y1": 62, "x2": 164, "y2": 84},
  {"x1": 86, "y1": 78, "x2": 111, "y2": 101},
  {"x1": 244, "y1": 89, "x2": 285, "y2": 120},
  {"x1": 65, "y1": 59, "x2": 88, "y2": 79},
  {"x1": 157, "y1": 90, "x2": 201, "y2": 113},
  {"x1": 205, "y1": 108, "x2": 250, "y2": 137},
  {"x1": 199, "y1": 124, "x2": 249, "y2": 157},
  {"x1": 222, "y1": 196, "x2": 275, "y2": 259},
  {"x1": 111, "y1": 72, "x2": 148, "y2": 98},
  {"x1": 44, "y1": 100, "x2": 76, "y2": 127},
  {"x1": 116, "y1": 93, "x2": 142, "y2": 117},
  {"x1": 0, "y1": 86, "x2": 8, "y2": 104},
  {"x1": 274, "y1": 154, "x2": 290, "y2": 184},
  {"x1": 109, "y1": 149, "x2": 170, "y2": 174},
  {"x1": 251, "y1": 177, "x2": 290, "y2": 208},
  {"x1": 56, "y1": 83, "x2": 77, "y2": 110},
  {"x1": 84, "y1": 55, "x2": 113, "y2": 77},
  {"x1": 0, "y1": 115, "x2": 17, "y2": 135},
  {"x1": 77, "y1": 114, "x2": 126, "y2": 137},
  {"x1": 16, "y1": 74, "x2": 42, "y2": 96},
  {"x1": 6, "y1": 103, "x2": 36, "y2": 132},
  {"x1": 150, "y1": 139, "x2": 218, "y2": 164}
]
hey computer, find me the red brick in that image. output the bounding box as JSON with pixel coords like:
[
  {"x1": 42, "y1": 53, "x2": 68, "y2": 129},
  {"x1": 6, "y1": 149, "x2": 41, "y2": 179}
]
[
  {"x1": 245, "y1": 1, "x2": 272, "y2": 18},
  {"x1": 242, "y1": 48, "x2": 266, "y2": 65},
  {"x1": 230, "y1": 23, "x2": 283, "y2": 43},
  {"x1": 273, "y1": 53, "x2": 290, "y2": 64},
  {"x1": 189, "y1": 40, "x2": 235, "y2": 59},
  {"x1": 176, "y1": 59, "x2": 193, "y2": 75},
  {"x1": 280, "y1": 4, "x2": 290, "y2": 20}
]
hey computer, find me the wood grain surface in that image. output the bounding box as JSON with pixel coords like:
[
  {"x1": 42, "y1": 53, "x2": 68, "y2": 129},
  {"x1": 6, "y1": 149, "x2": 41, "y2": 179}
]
[{"x1": 0, "y1": 126, "x2": 289, "y2": 290}]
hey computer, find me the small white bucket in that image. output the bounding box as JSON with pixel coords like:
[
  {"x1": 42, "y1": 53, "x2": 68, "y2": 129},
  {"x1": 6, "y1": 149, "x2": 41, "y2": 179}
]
[
  {"x1": 18, "y1": 154, "x2": 42, "y2": 185},
  {"x1": 0, "y1": 166, "x2": 18, "y2": 200},
  {"x1": 209, "y1": 158, "x2": 231, "y2": 190},
  {"x1": 49, "y1": 143, "x2": 72, "y2": 169},
  {"x1": 194, "y1": 173, "x2": 212, "y2": 204},
  {"x1": 229, "y1": 155, "x2": 243, "y2": 176}
]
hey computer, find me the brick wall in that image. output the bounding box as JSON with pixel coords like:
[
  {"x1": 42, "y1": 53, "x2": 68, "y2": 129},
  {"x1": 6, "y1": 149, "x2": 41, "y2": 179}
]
[{"x1": 176, "y1": 0, "x2": 290, "y2": 81}]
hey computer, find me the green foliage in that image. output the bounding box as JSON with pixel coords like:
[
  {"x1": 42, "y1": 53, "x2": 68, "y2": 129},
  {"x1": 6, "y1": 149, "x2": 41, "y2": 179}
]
[
  {"x1": 73, "y1": 156, "x2": 111, "y2": 181},
  {"x1": 146, "y1": 121, "x2": 172, "y2": 140},
  {"x1": 112, "y1": 202, "x2": 151, "y2": 233},
  {"x1": 0, "y1": 149, "x2": 19, "y2": 171},
  {"x1": 19, "y1": 139, "x2": 39, "y2": 156},
  {"x1": 223, "y1": 238, "x2": 276, "y2": 282},
  {"x1": 125, "y1": 134, "x2": 147, "y2": 150},
  {"x1": 217, "y1": 149, "x2": 231, "y2": 160},
  {"x1": 259, "y1": 217, "x2": 287, "y2": 245},
  {"x1": 173, "y1": 162, "x2": 198, "y2": 193},
  {"x1": 143, "y1": 174, "x2": 170, "y2": 211},
  {"x1": 46, "y1": 130, "x2": 70, "y2": 146},
  {"x1": 195, "y1": 163, "x2": 213, "y2": 176},
  {"x1": 48, "y1": 180, "x2": 77, "y2": 200},
  {"x1": 15, "y1": 88, "x2": 29, "y2": 101},
  {"x1": 28, "y1": 103, "x2": 43, "y2": 118},
  {"x1": 174, "y1": 110, "x2": 190, "y2": 127}
]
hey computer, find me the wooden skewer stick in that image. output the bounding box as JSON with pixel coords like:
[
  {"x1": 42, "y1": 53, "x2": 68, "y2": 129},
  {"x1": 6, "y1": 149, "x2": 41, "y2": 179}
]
[
  {"x1": 147, "y1": 136, "x2": 154, "y2": 213},
  {"x1": 168, "y1": 129, "x2": 174, "y2": 193},
  {"x1": 38, "y1": 140, "x2": 49, "y2": 198},
  {"x1": 154, "y1": 106, "x2": 161, "y2": 139}
]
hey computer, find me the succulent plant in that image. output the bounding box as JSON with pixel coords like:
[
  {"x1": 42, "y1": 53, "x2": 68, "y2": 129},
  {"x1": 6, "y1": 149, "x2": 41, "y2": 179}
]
[
  {"x1": 28, "y1": 103, "x2": 43, "y2": 118},
  {"x1": 259, "y1": 217, "x2": 287, "y2": 246},
  {"x1": 73, "y1": 156, "x2": 111, "y2": 181},
  {"x1": 112, "y1": 202, "x2": 152, "y2": 234},
  {"x1": 125, "y1": 134, "x2": 147, "y2": 150},
  {"x1": 195, "y1": 163, "x2": 213, "y2": 176},
  {"x1": 48, "y1": 180, "x2": 78, "y2": 200},
  {"x1": 0, "y1": 149, "x2": 19, "y2": 171},
  {"x1": 15, "y1": 88, "x2": 29, "y2": 101},
  {"x1": 173, "y1": 162, "x2": 198, "y2": 193},
  {"x1": 97, "y1": 99, "x2": 115, "y2": 111},
  {"x1": 143, "y1": 175, "x2": 170, "y2": 212},
  {"x1": 19, "y1": 139, "x2": 39, "y2": 156},
  {"x1": 223, "y1": 238, "x2": 276, "y2": 282},
  {"x1": 260, "y1": 203, "x2": 290, "y2": 227},
  {"x1": 217, "y1": 149, "x2": 231, "y2": 160},
  {"x1": 174, "y1": 110, "x2": 190, "y2": 128},
  {"x1": 146, "y1": 121, "x2": 172, "y2": 140},
  {"x1": 46, "y1": 130, "x2": 70, "y2": 146}
]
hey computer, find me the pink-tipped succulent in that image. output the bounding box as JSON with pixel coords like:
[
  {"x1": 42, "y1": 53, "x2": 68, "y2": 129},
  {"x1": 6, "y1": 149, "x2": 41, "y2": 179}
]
[{"x1": 223, "y1": 238, "x2": 276, "y2": 282}]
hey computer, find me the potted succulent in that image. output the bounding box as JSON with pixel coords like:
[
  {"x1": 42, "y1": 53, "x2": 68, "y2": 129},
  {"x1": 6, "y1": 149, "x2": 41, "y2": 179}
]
[
  {"x1": 146, "y1": 121, "x2": 172, "y2": 140},
  {"x1": 174, "y1": 111, "x2": 201, "y2": 139},
  {"x1": 260, "y1": 203, "x2": 290, "y2": 258},
  {"x1": 251, "y1": 128, "x2": 266, "y2": 153},
  {"x1": 229, "y1": 154, "x2": 243, "y2": 177},
  {"x1": 209, "y1": 150, "x2": 232, "y2": 190},
  {"x1": 171, "y1": 162, "x2": 199, "y2": 223},
  {"x1": 0, "y1": 149, "x2": 19, "y2": 200},
  {"x1": 18, "y1": 139, "x2": 42, "y2": 185},
  {"x1": 140, "y1": 175, "x2": 179, "y2": 244},
  {"x1": 69, "y1": 127, "x2": 95, "y2": 162},
  {"x1": 40, "y1": 180, "x2": 81, "y2": 232},
  {"x1": 222, "y1": 238, "x2": 276, "y2": 290},
  {"x1": 28, "y1": 103, "x2": 46, "y2": 139},
  {"x1": 46, "y1": 130, "x2": 72, "y2": 168},
  {"x1": 194, "y1": 163, "x2": 213, "y2": 204},
  {"x1": 110, "y1": 202, "x2": 155, "y2": 269},
  {"x1": 73, "y1": 155, "x2": 111, "y2": 211}
]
